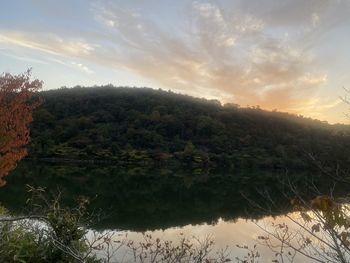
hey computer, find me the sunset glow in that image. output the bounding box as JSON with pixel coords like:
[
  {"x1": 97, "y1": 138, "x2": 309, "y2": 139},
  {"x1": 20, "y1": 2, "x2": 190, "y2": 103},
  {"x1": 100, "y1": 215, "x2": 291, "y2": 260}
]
[{"x1": 1, "y1": 0, "x2": 350, "y2": 123}]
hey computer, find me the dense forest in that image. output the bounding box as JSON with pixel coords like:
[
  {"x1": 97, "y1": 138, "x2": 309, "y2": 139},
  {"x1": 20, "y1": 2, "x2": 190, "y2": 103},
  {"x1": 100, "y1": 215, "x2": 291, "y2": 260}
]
[{"x1": 29, "y1": 86, "x2": 350, "y2": 170}]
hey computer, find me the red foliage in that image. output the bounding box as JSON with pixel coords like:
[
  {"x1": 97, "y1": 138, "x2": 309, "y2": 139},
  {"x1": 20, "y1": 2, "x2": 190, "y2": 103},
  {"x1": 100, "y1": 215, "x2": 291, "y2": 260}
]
[{"x1": 0, "y1": 70, "x2": 42, "y2": 187}]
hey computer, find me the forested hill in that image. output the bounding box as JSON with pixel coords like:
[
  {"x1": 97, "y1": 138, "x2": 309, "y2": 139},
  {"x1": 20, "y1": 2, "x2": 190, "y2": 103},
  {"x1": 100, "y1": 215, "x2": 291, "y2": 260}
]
[{"x1": 29, "y1": 86, "x2": 350, "y2": 170}]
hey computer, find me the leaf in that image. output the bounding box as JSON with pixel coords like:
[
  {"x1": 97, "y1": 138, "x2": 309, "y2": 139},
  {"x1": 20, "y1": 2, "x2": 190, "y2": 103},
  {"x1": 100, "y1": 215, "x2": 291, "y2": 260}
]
[{"x1": 311, "y1": 223, "x2": 320, "y2": 233}]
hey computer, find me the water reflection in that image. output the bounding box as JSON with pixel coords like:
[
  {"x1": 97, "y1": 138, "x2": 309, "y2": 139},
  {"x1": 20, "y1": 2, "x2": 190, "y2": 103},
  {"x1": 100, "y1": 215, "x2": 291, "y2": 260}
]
[
  {"x1": 0, "y1": 161, "x2": 303, "y2": 230},
  {"x1": 92, "y1": 215, "x2": 314, "y2": 262},
  {"x1": 0, "y1": 161, "x2": 344, "y2": 262}
]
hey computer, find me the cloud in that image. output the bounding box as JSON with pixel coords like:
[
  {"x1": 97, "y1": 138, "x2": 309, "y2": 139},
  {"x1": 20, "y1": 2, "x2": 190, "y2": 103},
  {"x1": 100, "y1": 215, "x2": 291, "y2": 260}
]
[
  {"x1": 1, "y1": 0, "x2": 349, "y2": 119},
  {"x1": 0, "y1": 32, "x2": 95, "y2": 57},
  {"x1": 88, "y1": 0, "x2": 332, "y2": 111},
  {"x1": 289, "y1": 98, "x2": 342, "y2": 120},
  {"x1": 237, "y1": 0, "x2": 349, "y2": 27},
  {"x1": 71, "y1": 62, "x2": 94, "y2": 74},
  {"x1": 0, "y1": 49, "x2": 48, "y2": 64}
]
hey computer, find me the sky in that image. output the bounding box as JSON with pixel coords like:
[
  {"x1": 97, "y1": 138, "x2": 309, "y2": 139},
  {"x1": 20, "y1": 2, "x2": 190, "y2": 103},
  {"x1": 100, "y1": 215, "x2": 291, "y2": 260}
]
[{"x1": 1, "y1": 0, "x2": 350, "y2": 123}]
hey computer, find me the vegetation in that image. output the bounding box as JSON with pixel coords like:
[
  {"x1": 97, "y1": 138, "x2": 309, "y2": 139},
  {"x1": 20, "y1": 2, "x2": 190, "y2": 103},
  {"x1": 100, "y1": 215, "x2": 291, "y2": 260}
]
[
  {"x1": 0, "y1": 186, "x2": 100, "y2": 263},
  {"x1": 0, "y1": 71, "x2": 42, "y2": 186},
  {"x1": 29, "y1": 86, "x2": 350, "y2": 170},
  {"x1": 0, "y1": 187, "x2": 231, "y2": 263},
  {"x1": 254, "y1": 187, "x2": 350, "y2": 263},
  {"x1": 3, "y1": 78, "x2": 350, "y2": 262},
  {"x1": 0, "y1": 74, "x2": 234, "y2": 262}
]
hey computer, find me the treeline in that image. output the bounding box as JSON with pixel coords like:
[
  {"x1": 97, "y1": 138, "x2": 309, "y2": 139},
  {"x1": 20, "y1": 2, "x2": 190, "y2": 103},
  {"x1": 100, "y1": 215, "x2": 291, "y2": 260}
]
[{"x1": 29, "y1": 86, "x2": 350, "y2": 170}]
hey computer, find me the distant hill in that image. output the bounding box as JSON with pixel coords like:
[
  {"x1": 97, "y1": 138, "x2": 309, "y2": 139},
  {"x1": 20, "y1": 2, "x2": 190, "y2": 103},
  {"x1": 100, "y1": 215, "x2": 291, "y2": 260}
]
[{"x1": 28, "y1": 86, "x2": 350, "y2": 170}]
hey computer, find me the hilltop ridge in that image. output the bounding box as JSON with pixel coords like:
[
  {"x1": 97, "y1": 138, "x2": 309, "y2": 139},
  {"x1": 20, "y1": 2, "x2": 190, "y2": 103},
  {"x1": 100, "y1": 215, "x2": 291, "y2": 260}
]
[{"x1": 29, "y1": 86, "x2": 350, "y2": 170}]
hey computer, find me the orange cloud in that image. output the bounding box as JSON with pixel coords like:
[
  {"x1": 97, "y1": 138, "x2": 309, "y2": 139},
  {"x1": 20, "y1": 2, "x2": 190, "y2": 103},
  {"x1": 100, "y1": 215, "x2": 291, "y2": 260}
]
[{"x1": 1, "y1": 0, "x2": 349, "y2": 121}]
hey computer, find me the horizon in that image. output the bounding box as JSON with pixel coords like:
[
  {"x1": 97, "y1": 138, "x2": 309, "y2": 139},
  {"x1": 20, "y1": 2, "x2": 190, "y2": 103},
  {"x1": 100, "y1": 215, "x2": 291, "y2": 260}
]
[{"x1": 1, "y1": 0, "x2": 350, "y2": 124}]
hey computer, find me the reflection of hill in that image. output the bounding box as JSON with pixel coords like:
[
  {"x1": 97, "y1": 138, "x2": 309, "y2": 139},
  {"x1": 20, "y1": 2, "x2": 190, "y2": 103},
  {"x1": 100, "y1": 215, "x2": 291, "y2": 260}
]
[{"x1": 0, "y1": 161, "x2": 337, "y2": 231}]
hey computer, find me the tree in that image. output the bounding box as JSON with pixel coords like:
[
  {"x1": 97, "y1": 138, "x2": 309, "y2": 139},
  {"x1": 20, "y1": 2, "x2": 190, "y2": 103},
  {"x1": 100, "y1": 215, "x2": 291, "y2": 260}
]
[
  {"x1": 244, "y1": 173, "x2": 350, "y2": 263},
  {"x1": 0, "y1": 70, "x2": 42, "y2": 187},
  {"x1": 251, "y1": 91, "x2": 350, "y2": 262}
]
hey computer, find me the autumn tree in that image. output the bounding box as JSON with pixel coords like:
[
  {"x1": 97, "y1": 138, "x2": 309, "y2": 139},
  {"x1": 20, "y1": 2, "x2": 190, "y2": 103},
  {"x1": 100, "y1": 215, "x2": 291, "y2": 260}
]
[{"x1": 0, "y1": 70, "x2": 42, "y2": 187}]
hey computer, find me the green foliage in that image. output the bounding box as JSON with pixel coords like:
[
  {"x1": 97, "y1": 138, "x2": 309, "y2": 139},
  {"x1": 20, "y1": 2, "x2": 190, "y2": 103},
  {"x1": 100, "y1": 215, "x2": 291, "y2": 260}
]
[
  {"x1": 0, "y1": 187, "x2": 100, "y2": 263},
  {"x1": 0, "y1": 223, "x2": 49, "y2": 263},
  {"x1": 0, "y1": 185, "x2": 235, "y2": 263},
  {"x1": 0, "y1": 205, "x2": 8, "y2": 215},
  {"x1": 28, "y1": 86, "x2": 350, "y2": 170}
]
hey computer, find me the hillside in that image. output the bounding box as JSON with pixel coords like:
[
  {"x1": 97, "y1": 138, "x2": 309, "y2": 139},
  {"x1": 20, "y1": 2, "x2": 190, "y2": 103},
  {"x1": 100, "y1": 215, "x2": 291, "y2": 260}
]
[{"x1": 29, "y1": 86, "x2": 350, "y2": 170}]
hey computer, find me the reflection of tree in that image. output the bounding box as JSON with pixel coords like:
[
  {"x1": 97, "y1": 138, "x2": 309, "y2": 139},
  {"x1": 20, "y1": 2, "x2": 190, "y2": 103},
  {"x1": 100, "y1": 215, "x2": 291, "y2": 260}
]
[
  {"x1": 0, "y1": 163, "x2": 321, "y2": 231},
  {"x1": 0, "y1": 71, "x2": 42, "y2": 186}
]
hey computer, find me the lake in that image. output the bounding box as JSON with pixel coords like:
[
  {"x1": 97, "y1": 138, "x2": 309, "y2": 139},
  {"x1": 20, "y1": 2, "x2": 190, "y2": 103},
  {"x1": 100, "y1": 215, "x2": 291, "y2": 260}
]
[{"x1": 0, "y1": 161, "x2": 338, "y2": 262}]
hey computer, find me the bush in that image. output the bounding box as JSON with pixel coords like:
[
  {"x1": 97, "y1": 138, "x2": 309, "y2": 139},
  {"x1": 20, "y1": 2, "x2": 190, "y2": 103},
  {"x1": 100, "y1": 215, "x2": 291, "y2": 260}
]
[{"x1": 0, "y1": 186, "x2": 100, "y2": 263}]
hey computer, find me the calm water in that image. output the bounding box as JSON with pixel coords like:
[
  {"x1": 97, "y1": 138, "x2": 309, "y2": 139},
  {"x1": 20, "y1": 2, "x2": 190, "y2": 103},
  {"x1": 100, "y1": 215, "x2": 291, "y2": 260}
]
[
  {"x1": 91, "y1": 215, "x2": 314, "y2": 262},
  {"x1": 0, "y1": 161, "x2": 334, "y2": 261}
]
